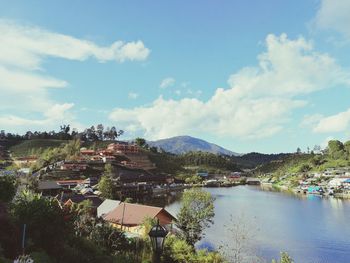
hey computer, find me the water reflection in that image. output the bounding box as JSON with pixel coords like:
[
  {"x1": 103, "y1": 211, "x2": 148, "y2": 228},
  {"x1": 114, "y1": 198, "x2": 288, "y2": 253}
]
[{"x1": 150, "y1": 186, "x2": 350, "y2": 263}]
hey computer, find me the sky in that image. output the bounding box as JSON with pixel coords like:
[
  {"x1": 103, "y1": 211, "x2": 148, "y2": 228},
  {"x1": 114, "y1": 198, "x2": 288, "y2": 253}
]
[{"x1": 0, "y1": 0, "x2": 350, "y2": 153}]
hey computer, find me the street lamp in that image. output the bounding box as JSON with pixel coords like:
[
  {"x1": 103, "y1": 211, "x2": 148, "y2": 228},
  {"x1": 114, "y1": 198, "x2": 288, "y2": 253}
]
[{"x1": 148, "y1": 220, "x2": 168, "y2": 263}]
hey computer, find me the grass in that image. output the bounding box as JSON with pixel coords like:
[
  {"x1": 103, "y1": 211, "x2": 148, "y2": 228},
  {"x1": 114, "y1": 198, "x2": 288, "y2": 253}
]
[{"x1": 9, "y1": 139, "x2": 68, "y2": 157}]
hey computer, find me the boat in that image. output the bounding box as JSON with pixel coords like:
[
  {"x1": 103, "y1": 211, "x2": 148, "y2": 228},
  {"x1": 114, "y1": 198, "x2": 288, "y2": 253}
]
[{"x1": 307, "y1": 186, "x2": 324, "y2": 196}]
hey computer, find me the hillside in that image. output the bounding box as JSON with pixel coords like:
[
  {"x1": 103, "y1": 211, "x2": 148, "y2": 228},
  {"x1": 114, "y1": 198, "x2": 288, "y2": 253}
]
[{"x1": 148, "y1": 135, "x2": 238, "y2": 156}]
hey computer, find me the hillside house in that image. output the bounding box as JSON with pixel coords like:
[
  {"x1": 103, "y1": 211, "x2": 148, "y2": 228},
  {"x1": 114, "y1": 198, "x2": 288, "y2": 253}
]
[
  {"x1": 14, "y1": 156, "x2": 38, "y2": 166},
  {"x1": 103, "y1": 202, "x2": 176, "y2": 236},
  {"x1": 38, "y1": 181, "x2": 62, "y2": 196},
  {"x1": 80, "y1": 149, "x2": 96, "y2": 156},
  {"x1": 56, "y1": 179, "x2": 85, "y2": 189},
  {"x1": 107, "y1": 143, "x2": 140, "y2": 154}
]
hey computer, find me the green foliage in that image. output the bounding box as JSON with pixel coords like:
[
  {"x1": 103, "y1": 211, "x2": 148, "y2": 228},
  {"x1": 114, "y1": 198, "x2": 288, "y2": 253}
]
[
  {"x1": 176, "y1": 189, "x2": 215, "y2": 246},
  {"x1": 11, "y1": 190, "x2": 71, "y2": 257},
  {"x1": 62, "y1": 139, "x2": 81, "y2": 161},
  {"x1": 135, "y1": 138, "x2": 147, "y2": 148},
  {"x1": 90, "y1": 223, "x2": 129, "y2": 255},
  {"x1": 10, "y1": 139, "x2": 67, "y2": 158},
  {"x1": 271, "y1": 252, "x2": 294, "y2": 263},
  {"x1": 328, "y1": 140, "x2": 345, "y2": 159},
  {"x1": 178, "y1": 151, "x2": 239, "y2": 171},
  {"x1": 185, "y1": 175, "x2": 202, "y2": 184},
  {"x1": 163, "y1": 235, "x2": 224, "y2": 263},
  {"x1": 104, "y1": 163, "x2": 114, "y2": 176},
  {"x1": 0, "y1": 175, "x2": 17, "y2": 203},
  {"x1": 141, "y1": 217, "x2": 157, "y2": 239},
  {"x1": 98, "y1": 175, "x2": 118, "y2": 199}
]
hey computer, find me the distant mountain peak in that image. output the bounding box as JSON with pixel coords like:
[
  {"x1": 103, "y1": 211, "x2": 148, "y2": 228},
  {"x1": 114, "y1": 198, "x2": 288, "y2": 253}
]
[{"x1": 148, "y1": 135, "x2": 238, "y2": 156}]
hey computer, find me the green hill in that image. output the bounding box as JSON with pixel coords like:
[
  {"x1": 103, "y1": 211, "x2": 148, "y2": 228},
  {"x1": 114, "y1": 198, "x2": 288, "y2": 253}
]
[{"x1": 9, "y1": 139, "x2": 68, "y2": 157}]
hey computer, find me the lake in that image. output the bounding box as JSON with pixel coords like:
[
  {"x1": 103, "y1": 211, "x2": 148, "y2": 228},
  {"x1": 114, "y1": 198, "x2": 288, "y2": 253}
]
[{"x1": 158, "y1": 186, "x2": 350, "y2": 263}]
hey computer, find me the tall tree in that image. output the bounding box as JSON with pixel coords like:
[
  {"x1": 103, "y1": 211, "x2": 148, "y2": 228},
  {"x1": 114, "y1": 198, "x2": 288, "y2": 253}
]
[
  {"x1": 328, "y1": 140, "x2": 345, "y2": 159},
  {"x1": 176, "y1": 189, "x2": 215, "y2": 246},
  {"x1": 98, "y1": 175, "x2": 117, "y2": 200},
  {"x1": 0, "y1": 175, "x2": 17, "y2": 203},
  {"x1": 96, "y1": 124, "x2": 104, "y2": 141}
]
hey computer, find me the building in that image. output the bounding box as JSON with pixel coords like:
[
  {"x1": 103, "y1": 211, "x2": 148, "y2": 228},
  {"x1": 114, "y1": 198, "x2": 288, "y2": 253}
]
[
  {"x1": 38, "y1": 181, "x2": 62, "y2": 196},
  {"x1": 107, "y1": 143, "x2": 140, "y2": 154},
  {"x1": 56, "y1": 179, "x2": 85, "y2": 189},
  {"x1": 80, "y1": 149, "x2": 96, "y2": 156},
  {"x1": 97, "y1": 199, "x2": 121, "y2": 218},
  {"x1": 61, "y1": 194, "x2": 103, "y2": 215},
  {"x1": 13, "y1": 156, "x2": 38, "y2": 166},
  {"x1": 60, "y1": 162, "x2": 88, "y2": 171},
  {"x1": 104, "y1": 202, "x2": 176, "y2": 235}
]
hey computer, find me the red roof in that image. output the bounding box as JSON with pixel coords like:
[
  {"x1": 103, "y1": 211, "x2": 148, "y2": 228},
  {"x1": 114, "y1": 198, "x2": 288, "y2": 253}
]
[{"x1": 104, "y1": 202, "x2": 175, "y2": 226}]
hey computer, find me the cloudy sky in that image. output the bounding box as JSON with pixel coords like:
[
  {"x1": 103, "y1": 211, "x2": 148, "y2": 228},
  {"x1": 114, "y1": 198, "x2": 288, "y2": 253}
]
[{"x1": 1, "y1": 0, "x2": 350, "y2": 153}]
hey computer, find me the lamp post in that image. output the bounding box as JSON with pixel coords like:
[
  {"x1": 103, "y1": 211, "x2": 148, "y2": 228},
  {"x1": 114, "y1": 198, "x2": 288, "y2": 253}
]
[{"x1": 148, "y1": 219, "x2": 168, "y2": 263}]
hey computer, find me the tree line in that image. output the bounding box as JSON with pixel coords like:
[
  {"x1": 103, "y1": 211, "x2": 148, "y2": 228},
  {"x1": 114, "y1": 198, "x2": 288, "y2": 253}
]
[{"x1": 0, "y1": 124, "x2": 124, "y2": 142}]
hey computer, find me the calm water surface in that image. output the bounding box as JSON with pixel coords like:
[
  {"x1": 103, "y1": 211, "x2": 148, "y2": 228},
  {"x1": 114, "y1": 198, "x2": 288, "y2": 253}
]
[{"x1": 157, "y1": 186, "x2": 350, "y2": 263}]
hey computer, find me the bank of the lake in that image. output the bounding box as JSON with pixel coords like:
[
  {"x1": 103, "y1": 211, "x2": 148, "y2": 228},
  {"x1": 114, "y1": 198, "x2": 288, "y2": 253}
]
[{"x1": 163, "y1": 186, "x2": 350, "y2": 263}]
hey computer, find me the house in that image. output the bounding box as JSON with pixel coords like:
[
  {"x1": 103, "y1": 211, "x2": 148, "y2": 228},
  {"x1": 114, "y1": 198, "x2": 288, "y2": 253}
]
[
  {"x1": 107, "y1": 143, "x2": 140, "y2": 154},
  {"x1": 197, "y1": 171, "x2": 209, "y2": 178},
  {"x1": 60, "y1": 163, "x2": 88, "y2": 171},
  {"x1": 61, "y1": 194, "x2": 103, "y2": 215},
  {"x1": 246, "y1": 178, "x2": 261, "y2": 185},
  {"x1": 103, "y1": 202, "x2": 176, "y2": 235},
  {"x1": 80, "y1": 149, "x2": 96, "y2": 156},
  {"x1": 83, "y1": 177, "x2": 98, "y2": 186},
  {"x1": 56, "y1": 179, "x2": 85, "y2": 189},
  {"x1": 328, "y1": 178, "x2": 347, "y2": 188},
  {"x1": 97, "y1": 199, "x2": 121, "y2": 218},
  {"x1": 38, "y1": 181, "x2": 62, "y2": 196},
  {"x1": 13, "y1": 156, "x2": 38, "y2": 166}
]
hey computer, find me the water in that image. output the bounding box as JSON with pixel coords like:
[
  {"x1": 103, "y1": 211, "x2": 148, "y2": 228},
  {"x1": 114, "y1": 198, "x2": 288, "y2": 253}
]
[{"x1": 160, "y1": 186, "x2": 350, "y2": 263}]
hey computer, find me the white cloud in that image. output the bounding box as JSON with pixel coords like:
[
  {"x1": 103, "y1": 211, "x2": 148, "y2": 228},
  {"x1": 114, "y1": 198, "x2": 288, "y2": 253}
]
[
  {"x1": 0, "y1": 103, "x2": 82, "y2": 132},
  {"x1": 313, "y1": 108, "x2": 350, "y2": 133},
  {"x1": 128, "y1": 92, "x2": 139, "y2": 99},
  {"x1": 300, "y1": 114, "x2": 324, "y2": 128},
  {"x1": 313, "y1": 0, "x2": 350, "y2": 40},
  {"x1": 110, "y1": 34, "x2": 349, "y2": 140},
  {"x1": 0, "y1": 19, "x2": 150, "y2": 69},
  {"x1": 159, "y1": 77, "x2": 175, "y2": 89},
  {"x1": 0, "y1": 20, "x2": 150, "y2": 131}
]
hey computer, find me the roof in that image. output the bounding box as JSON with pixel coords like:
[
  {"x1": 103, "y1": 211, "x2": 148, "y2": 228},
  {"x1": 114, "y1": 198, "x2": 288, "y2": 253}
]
[
  {"x1": 38, "y1": 181, "x2": 62, "y2": 190},
  {"x1": 104, "y1": 202, "x2": 176, "y2": 226},
  {"x1": 97, "y1": 199, "x2": 121, "y2": 218},
  {"x1": 56, "y1": 180, "x2": 85, "y2": 185},
  {"x1": 63, "y1": 194, "x2": 103, "y2": 207}
]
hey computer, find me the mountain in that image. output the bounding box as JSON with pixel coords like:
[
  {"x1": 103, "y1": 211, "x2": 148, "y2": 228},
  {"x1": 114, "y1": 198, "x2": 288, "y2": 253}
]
[{"x1": 148, "y1": 135, "x2": 239, "y2": 156}]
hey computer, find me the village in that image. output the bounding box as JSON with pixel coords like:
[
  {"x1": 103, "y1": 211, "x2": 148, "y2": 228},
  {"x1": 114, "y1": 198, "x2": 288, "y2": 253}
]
[{"x1": 260, "y1": 167, "x2": 350, "y2": 198}]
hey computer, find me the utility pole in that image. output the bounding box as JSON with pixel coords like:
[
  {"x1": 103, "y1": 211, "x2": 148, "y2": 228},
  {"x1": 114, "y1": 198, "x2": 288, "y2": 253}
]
[{"x1": 22, "y1": 224, "x2": 26, "y2": 255}]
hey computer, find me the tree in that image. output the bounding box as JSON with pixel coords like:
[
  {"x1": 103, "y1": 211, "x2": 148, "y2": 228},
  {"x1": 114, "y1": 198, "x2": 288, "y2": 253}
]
[
  {"x1": 104, "y1": 163, "x2": 114, "y2": 176},
  {"x1": 11, "y1": 190, "x2": 71, "y2": 257},
  {"x1": 0, "y1": 175, "x2": 17, "y2": 203},
  {"x1": 219, "y1": 215, "x2": 260, "y2": 263},
  {"x1": 328, "y1": 140, "x2": 345, "y2": 159},
  {"x1": 296, "y1": 147, "x2": 302, "y2": 154},
  {"x1": 176, "y1": 189, "x2": 215, "y2": 246},
  {"x1": 135, "y1": 138, "x2": 146, "y2": 148},
  {"x1": 98, "y1": 176, "x2": 117, "y2": 200},
  {"x1": 271, "y1": 252, "x2": 294, "y2": 263},
  {"x1": 96, "y1": 124, "x2": 104, "y2": 141},
  {"x1": 344, "y1": 141, "x2": 350, "y2": 159},
  {"x1": 90, "y1": 223, "x2": 128, "y2": 254}
]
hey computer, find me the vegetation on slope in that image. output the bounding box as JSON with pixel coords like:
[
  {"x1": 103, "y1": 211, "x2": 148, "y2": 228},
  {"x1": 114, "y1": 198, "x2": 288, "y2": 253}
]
[{"x1": 255, "y1": 139, "x2": 350, "y2": 176}]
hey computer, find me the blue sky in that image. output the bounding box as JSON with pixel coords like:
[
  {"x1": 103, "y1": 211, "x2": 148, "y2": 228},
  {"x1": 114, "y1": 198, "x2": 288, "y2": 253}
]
[{"x1": 1, "y1": 0, "x2": 350, "y2": 153}]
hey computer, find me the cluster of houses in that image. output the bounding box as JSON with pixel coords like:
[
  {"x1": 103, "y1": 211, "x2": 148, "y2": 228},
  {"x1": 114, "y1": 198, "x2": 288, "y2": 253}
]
[
  {"x1": 263, "y1": 167, "x2": 350, "y2": 197},
  {"x1": 37, "y1": 177, "x2": 176, "y2": 237}
]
